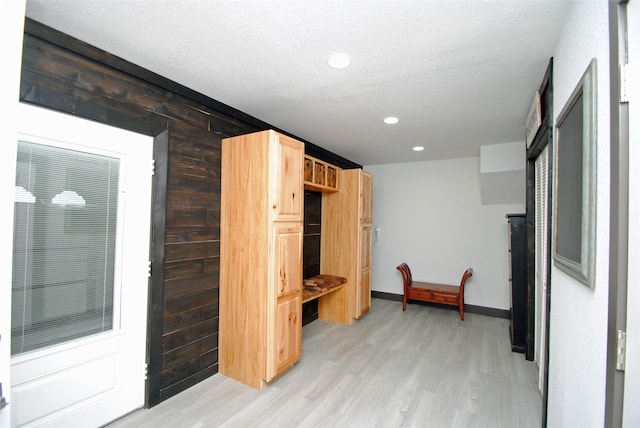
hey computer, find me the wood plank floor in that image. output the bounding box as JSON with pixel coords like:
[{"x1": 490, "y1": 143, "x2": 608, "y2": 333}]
[{"x1": 108, "y1": 298, "x2": 542, "y2": 428}]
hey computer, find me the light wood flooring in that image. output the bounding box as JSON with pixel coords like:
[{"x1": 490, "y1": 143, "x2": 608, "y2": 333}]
[{"x1": 108, "y1": 298, "x2": 542, "y2": 428}]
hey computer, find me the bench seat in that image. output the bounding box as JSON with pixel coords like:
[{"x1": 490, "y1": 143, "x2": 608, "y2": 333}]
[{"x1": 396, "y1": 263, "x2": 473, "y2": 320}]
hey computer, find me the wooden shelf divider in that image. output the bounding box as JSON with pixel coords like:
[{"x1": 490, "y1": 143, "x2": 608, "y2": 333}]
[{"x1": 304, "y1": 154, "x2": 341, "y2": 193}]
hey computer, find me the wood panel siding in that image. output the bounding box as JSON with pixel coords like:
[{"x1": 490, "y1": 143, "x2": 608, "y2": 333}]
[
  {"x1": 302, "y1": 190, "x2": 322, "y2": 325},
  {"x1": 19, "y1": 18, "x2": 358, "y2": 406},
  {"x1": 303, "y1": 190, "x2": 322, "y2": 279}
]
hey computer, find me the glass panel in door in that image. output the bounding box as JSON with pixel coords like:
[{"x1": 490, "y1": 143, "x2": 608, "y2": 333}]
[{"x1": 12, "y1": 141, "x2": 120, "y2": 355}]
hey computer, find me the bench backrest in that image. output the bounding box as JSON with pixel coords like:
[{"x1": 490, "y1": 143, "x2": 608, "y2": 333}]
[
  {"x1": 396, "y1": 263, "x2": 413, "y2": 294},
  {"x1": 459, "y1": 268, "x2": 473, "y2": 297},
  {"x1": 396, "y1": 263, "x2": 473, "y2": 295}
]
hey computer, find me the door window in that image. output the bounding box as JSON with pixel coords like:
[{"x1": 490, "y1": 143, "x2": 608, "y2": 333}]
[{"x1": 12, "y1": 141, "x2": 121, "y2": 355}]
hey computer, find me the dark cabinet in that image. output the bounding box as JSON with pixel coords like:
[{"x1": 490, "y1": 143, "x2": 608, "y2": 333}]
[{"x1": 507, "y1": 214, "x2": 526, "y2": 353}]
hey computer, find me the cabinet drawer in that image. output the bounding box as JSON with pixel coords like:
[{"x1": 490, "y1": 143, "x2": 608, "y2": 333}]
[
  {"x1": 410, "y1": 288, "x2": 433, "y2": 300},
  {"x1": 431, "y1": 293, "x2": 458, "y2": 304}
]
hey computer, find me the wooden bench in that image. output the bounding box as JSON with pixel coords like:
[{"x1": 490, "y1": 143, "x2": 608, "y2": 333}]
[
  {"x1": 302, "y1": 275, "x2": 349, "y2": 324},
  {"x1": 396, "y1": 263, "x2": 473, "y2": 320},
  {"x1": 302, "y1": 275, "x2": 347, "y2": 303}
]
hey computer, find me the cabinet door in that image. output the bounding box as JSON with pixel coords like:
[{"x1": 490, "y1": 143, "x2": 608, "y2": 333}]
[
  {"x1": 360, "y1": 225, "x2": 372, "y2": 270},
  {"x1": 273, "y1": 225, "x2": 303, "y2": 298},
  {"x1": 268, "y1": 224, "x2": 302, "y2": 380},
  {"x1": 357, "y1": 225, "x2": 372, "y2": 317},
  {"x1": 273, "y1": 294, "x2": 302, "y2": 377},
  {"x1": 273, "y1": 135, "x2": 303, "y2": 221},
  {"x1": 358, "y1": 268, "x2": 371, "y2": 317},
  {"x1": 360, "y1": 171, "x2": 373, "y2": 223}
]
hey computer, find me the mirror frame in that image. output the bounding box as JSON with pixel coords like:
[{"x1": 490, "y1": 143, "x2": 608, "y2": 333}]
[{"x1": 553, "y1": 58, "x2": 598, "y2": 288}]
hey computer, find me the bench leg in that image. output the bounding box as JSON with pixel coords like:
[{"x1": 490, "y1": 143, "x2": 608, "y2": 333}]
[
  {"x1": 402, "y1": 294, "x2": 407, "y2": 311},
  {"x1": 459, "y1": 302, "x2": 464, "y2": 320}
]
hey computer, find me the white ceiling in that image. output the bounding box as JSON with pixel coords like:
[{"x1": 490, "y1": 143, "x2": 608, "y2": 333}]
[{"x1": 24, "y1": 0, "x2": 572, "y2": 166}]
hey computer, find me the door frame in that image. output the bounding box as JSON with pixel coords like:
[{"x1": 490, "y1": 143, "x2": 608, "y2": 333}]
[
  {"x1": 10, "y1": 102, "x2": 154, "y2": 427},
  {"x1": 147, "y1": 129, "x2": 168, "y2": 407},
  {"x1": 605, "y1": 1, "x2": 630, "y2": 426},
  {"x1": 0, "y1": 2, "x2": 27, "y2": 424},
  {"x1": 525, "y1": 58, "x2": 554, "y2": 425}
]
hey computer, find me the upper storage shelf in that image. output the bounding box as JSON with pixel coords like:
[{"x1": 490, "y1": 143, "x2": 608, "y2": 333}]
[{"x1": 304, "y1": 154, "x2": 341, "y2": 192}]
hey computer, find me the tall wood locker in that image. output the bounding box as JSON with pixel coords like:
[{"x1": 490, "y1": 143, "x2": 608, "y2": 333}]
[
  {"x1": 219, "y1": 130, "x2": 304, "y2": 389},
  {"x1": 321, "y1": 168, "x2": 373, "y2": 320}
]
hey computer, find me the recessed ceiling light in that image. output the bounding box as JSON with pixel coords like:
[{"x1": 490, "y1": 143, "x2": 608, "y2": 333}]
[
  {"x1": 384, "y1": 117, "x2": 399, "y2": 124},
  {"x1": 327, "y1": 53, "x2": 350, "y2": 69},
  {"x1": 413, "y1": 146, "x2": 425, "y2": 151}
]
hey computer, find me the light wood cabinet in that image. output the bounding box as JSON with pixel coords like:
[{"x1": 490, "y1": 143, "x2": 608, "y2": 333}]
[
  {"x1": 321, "y1": 169, "x2": 373, "y2": 321},
  {"x1": 219, "y1": 130, "x2": 303, "y2": 389},
  {"x1": 361, "y1": 171, "x2": 373, "y2": 222},
  {"x1": 358, "y1": 224, "x2": 372, "y2": 315}
]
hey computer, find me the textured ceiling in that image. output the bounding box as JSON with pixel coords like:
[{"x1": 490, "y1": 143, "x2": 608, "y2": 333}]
[{"x1": 24, "y1": 0, "x2": 572, "y2": 166}]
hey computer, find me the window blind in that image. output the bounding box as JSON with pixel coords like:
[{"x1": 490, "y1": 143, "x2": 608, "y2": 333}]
[
  {"x1": 12, "y1": 141, "x2": 120, "y2": 355},
  {"x1": 534, "y1": 144, "x2": 550, "y2": 393}
]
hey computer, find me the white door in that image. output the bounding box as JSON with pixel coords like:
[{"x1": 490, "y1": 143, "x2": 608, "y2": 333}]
[
  {"x1": 624, "y1": 0, "x2": 640, "y2": 424},
  {"x1": 10, "y1": 104, "x2": 153, "y2": 427},
  {"x1": 1, "y1": 3, "x2": 26, "y2": 426}
]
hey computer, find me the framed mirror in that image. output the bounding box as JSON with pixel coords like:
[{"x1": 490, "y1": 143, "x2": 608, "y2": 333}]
[{"x1": 553, "y1": 58, "x2": 597, "y2": 287}]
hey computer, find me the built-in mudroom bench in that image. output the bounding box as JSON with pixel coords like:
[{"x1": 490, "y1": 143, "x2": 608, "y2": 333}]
[
  {"x1": 219, "y1": 130, "x2": 373, "y2": 390},
  {"x1": 302, "y1": 275, "x2": 348, "y2": 324}
]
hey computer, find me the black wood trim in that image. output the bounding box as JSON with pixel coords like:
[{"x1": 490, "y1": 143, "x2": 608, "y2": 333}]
[
  {"x1": 159, "y1": 364, "x2": 218, "y2": 402},
  {"x1": 525, "y1": 58, "x2": 554, "y2": 363},
  {"x1": 524, "y1": 57, "x2": 554, "y2": 426},
  {"x1": 542, "y1": 60, "x2": 554, "y2": 428},
  {"x1": 510, "y1": 331, "x2": 527, "y2": 353},
  {"x1": 466, "y1": 304, "x2": 510, "y2": 320},
  {"x1": 23, "y1": 17, "x2": 361, "y2": 170},
  {"x1": 147, "y1": 129, "x2": 169, "y2": 407},
  {"x1": 371, "y1": 290, "x2": 402, "y2": 302},
  {"x1": 527, "y1": 60, "x2": 553, "y2": 161},
  {"x1": 304, "y1": 144, "x2": 362, "y2": 170},
  {"x1": 23, "y1": 17, "x2": 267, "y2": 131},
  {"x1": 371, "y1": 293, "x2": 510, "y2": 319},
  {"x1": 540, "y1": 59, "x2": 554, "y2": 428}
]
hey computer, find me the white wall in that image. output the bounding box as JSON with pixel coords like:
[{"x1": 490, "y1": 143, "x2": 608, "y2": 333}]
[
  {"x1": 480, "y1": 141, "x2": 526, "y2": 173},
  {"x1": 479, "y1": 141, "x2": 526, "y2": 205},
  {"x1": 1, "y1": 0, "x2": 26, "y2": 425},
  {"x1": 366, "y1": 157, "x2": 524, "y2": 311},
  {"x1": 546, "y1": 2, "x2": 611, "y2": 426}
]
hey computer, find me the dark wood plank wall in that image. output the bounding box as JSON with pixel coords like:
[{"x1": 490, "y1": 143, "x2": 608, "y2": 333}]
[
  {"x1": 302, "y1": 190, "x2": 322, "y2": 325},
  {"x1": 20, "y1": 18, "x2": 360, "y2": 406}
]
